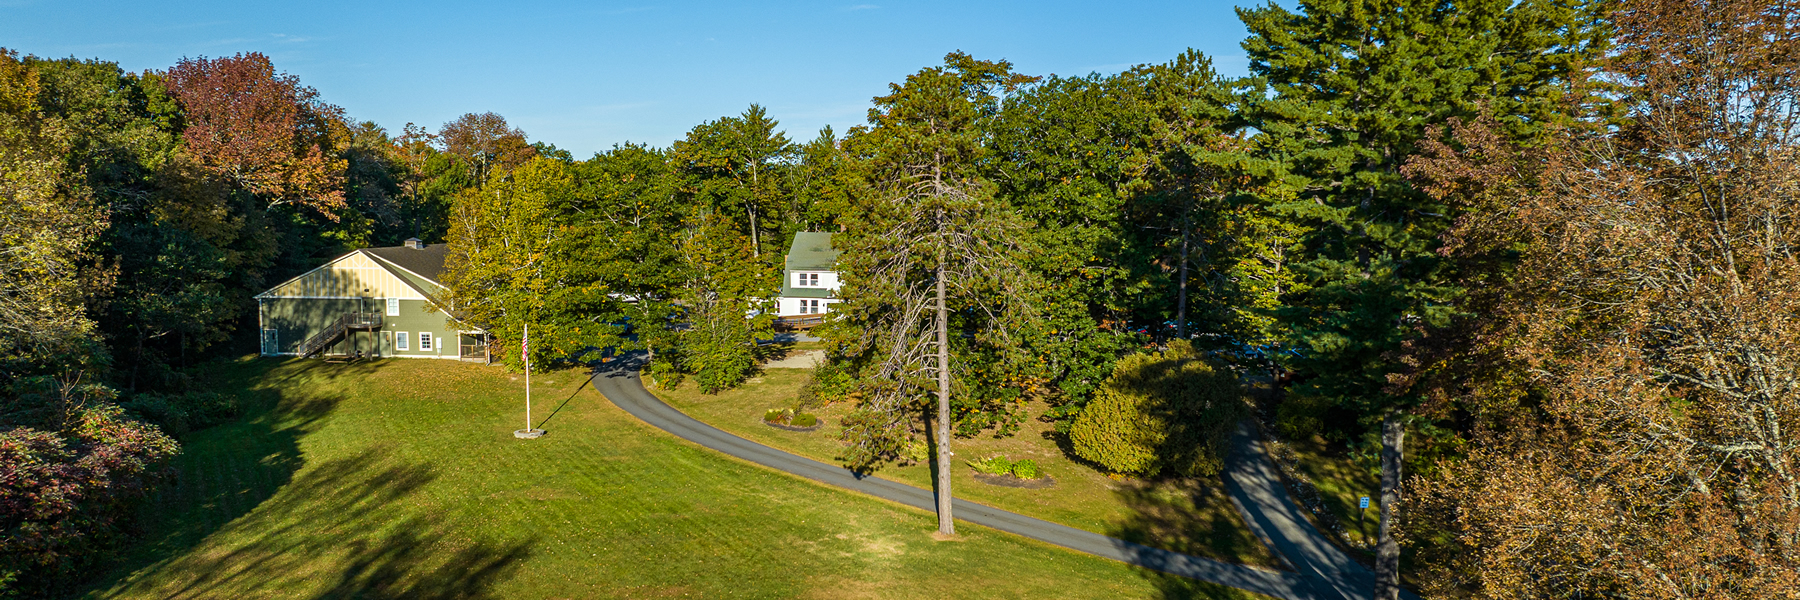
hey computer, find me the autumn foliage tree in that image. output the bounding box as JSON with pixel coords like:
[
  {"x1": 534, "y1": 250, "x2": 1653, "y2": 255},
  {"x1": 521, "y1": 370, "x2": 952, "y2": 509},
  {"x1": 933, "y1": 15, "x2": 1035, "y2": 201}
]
[
  {"x1": 163, "y1": 52, "x2": 347, "y2": 218},
  {"x1": 1407, "y1": 0, "x2": 1800, "y2": 596},
  {"x1": 438, "y1": 111, "x2": 535, "y2": 186}
]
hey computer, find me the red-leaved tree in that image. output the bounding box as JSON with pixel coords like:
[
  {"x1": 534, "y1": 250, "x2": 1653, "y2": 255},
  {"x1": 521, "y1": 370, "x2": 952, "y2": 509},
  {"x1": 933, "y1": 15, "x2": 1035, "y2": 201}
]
[
  {"x1": 0, "y1": 405, "x2": 179, "y2": 591},
  {"x1": 163, "y1": 52, "x2": 347, "y2": 219}
]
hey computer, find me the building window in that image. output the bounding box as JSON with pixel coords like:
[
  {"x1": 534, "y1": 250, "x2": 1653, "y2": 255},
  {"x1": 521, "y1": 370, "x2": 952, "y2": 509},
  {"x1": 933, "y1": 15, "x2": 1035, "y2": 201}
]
[
  {"x1": 801, "y1": 299, "x2": 823, "y2": 314},
  {"x1": 386, "y1": 298, "x2": 399, "y2": 316},
  {"x1": 397, "y1": 332, "x2": 410, "y2": 351},
  {"x1": 796, "y1": 272, "x2": 819, "y2": 287},
  {"x1": 420, "y1": 332, "x2": 433, "y2": 351}
]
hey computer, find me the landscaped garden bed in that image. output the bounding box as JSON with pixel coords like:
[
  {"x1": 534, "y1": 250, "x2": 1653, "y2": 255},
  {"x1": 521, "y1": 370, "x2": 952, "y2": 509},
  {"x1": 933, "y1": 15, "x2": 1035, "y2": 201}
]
[
  {"x1": 966, "y1": 455, "x2": 1055, "y2": 489},
  {"x1": 761, "y1": 407, "x2": 821, "y2": 431}
]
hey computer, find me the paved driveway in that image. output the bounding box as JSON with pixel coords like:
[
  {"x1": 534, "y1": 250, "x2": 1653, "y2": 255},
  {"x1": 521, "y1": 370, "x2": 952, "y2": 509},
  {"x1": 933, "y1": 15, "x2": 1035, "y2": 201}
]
[{"x1": 590, "y1": 361, "x2": 1415, "y2": 600}]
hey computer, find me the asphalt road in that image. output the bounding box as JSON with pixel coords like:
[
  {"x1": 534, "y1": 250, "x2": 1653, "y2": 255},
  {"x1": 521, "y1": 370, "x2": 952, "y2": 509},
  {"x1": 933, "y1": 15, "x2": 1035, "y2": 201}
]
[{"x1": 589, "y1": 362, "x2": 1409, "y2": 600}]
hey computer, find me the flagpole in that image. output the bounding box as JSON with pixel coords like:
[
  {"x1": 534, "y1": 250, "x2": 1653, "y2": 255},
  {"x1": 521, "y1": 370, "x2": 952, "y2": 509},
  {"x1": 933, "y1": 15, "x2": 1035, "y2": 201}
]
[{"x1": 515, "y1": 323, "x2": 542, "y2": 439}]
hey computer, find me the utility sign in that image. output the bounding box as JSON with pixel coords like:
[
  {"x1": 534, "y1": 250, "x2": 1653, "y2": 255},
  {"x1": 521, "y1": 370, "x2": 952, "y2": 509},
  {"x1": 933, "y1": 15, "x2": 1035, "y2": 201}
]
[{"x1": 1360, "y1": 496, "x2": 1370, "y2": 509}]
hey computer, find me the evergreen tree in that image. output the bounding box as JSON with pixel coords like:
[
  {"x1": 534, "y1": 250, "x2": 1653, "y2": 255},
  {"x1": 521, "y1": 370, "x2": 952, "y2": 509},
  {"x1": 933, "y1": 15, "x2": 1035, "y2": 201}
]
[
  {"x1": 1238, "y1": 0, "x2": 1608, "y2": 595},
  {"x1": 833, "y1": 52, "x2": 1038, "y2": 535}
]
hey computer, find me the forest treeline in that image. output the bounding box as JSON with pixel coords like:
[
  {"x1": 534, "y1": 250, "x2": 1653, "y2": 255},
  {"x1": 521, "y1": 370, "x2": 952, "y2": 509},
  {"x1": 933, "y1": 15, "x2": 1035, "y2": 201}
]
[{"x1": 3, "y1": 0, "x2": 1797, "y2": 597}]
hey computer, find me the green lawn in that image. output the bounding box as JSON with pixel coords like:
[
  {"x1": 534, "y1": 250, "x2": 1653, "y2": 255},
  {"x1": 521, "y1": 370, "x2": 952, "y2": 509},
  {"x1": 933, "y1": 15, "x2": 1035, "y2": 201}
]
[
  {"x1": 83, "y1": 357, "x2": 1264, "y2": 600},
  {"x1": 653, "y1": 367, "x2": 1277, "y2": 569}
]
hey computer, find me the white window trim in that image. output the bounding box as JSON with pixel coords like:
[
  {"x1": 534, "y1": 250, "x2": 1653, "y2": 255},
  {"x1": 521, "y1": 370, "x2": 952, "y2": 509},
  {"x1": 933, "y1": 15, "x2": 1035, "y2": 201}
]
[
  {"x1": 419, "y1": 332, "x2": 433, "y2": 351},
  {"x1": 795, "y1": 272, "x2": 822, "y2": 287},
  {"x1": 386, "y1": 298, "x2": 399, "y2": 316},
  {"x1": 397, "y1": 332, "x2": 410, "y2": 351}
]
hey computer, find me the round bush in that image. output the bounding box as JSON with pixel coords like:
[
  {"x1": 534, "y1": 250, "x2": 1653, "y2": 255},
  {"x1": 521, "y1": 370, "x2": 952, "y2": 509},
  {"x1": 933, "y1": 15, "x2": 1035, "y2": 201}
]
[
  {"x1": 1069, "y1": 340, "x2": 1244, "y2": 477},
  {"x1": 1010, "y1": 459, "x2": 1040, "y2": 480}
]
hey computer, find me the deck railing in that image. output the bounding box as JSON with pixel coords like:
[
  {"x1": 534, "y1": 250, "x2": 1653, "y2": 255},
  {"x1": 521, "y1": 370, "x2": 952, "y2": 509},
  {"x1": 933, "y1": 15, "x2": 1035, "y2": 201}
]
[{"x1": 298, "y1": 312, "x2": 383, "y2": 358}]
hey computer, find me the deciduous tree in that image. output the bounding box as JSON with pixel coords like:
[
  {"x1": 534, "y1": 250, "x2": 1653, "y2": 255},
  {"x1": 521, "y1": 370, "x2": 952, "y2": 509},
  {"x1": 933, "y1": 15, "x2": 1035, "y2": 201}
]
[
  {"x1": 1408, "y1": 0, "x2": 1800, "y2": 596},
  {"x1": 163, "y1": 52, "x2": 347, "y2": 218}
]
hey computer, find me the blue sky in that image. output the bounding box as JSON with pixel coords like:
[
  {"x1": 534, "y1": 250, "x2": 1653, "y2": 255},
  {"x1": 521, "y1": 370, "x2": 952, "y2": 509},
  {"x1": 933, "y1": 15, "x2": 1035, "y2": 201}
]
[{"x1": 3, "y1": 1, "x2": 1266, "y2": 157}]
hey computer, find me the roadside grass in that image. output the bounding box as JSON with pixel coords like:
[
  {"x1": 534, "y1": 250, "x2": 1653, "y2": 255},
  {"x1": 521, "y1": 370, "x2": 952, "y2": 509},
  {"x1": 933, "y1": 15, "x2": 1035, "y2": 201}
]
[
  {"x1": 653, "y1": 367, "x2": 1280, "y2": 569},
  {"x1": 84, "y1": 357, "x2": 1265, "y2": 600},
  {"x1": 1279, "y1": 435, "x2": 1381, "y2": 551}
]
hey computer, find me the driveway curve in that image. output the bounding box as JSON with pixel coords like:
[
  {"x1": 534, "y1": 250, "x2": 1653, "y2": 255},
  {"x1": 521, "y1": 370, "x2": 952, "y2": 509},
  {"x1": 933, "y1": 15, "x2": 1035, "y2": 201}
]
[
  {"x1": 590, "y1": 366, "x2": 1310, "y2": 599},
  {"x1": 590, "y1": 363, "x2": 1409, "y2": 600}
]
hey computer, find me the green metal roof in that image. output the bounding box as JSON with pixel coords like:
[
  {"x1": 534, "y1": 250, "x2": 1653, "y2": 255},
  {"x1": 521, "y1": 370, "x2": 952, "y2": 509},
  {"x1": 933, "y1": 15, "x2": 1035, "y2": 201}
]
[{"x1": 784, "y1": 232, "x2": 839, "y2": 271}]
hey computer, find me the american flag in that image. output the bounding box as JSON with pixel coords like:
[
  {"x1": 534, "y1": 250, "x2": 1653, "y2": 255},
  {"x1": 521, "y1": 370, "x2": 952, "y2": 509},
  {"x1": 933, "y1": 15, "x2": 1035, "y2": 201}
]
[{"x1": 521, "y1": 324, "x2": 529, "y2": 365}]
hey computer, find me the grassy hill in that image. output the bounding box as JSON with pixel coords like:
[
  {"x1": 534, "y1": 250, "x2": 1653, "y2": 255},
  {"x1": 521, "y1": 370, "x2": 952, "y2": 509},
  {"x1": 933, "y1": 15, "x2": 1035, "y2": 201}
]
[
  {"x1": 655, "y1": 367, "x2": 1276, "y2": 569},
  {"x1": 82, "y1": 357, "x2": 1260, "y2": 599}
]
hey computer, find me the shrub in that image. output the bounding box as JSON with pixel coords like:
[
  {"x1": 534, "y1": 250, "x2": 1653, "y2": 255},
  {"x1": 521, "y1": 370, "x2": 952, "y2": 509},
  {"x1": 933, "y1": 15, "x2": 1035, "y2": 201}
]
[
  {"x1": 762, "y1": 409, "x2": 817, "y2": 428},
  {"x1": 1010, "y1": 459, "x2": 1040, "y2": 480},
  {"x1": 1275, "y1": 393, "x2": 1333, "y2": 439},
  {"x1": 122, "y1": 391, "x2": 237, "y2": 436},
  {"x1": 1069, "y1": 340, "x2": 1245, "y2": 477},
  {"x1": 904, "y1": 440, "x2": 930, "y2": 464},
  {"x1": 764, "y1": 408, "x2": 790, "y2": 423},
  {"x1": 967, "y1": 455, "x2": 1013, "y2": 475},
  {"x1": 0, "y1": 404, "x2": 179, "y2": 591}
]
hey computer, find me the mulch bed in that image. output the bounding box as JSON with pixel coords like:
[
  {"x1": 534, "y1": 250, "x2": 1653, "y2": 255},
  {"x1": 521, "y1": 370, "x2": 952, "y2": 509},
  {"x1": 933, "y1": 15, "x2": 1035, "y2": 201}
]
[
  {"x1": 762, "y1": 419, "x2": 822, "y2": 432},
  {"x1": 972, "y1": 472, "x2": 1056, "y2": 489}
]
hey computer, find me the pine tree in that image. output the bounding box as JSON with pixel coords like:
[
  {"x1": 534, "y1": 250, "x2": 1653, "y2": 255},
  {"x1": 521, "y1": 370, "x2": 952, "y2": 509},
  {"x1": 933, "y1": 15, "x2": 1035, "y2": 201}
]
[
  {"x1": 833, "y1": 53, "x2": 1037, "y2": 535},
  {"x1": 1238, "y1": 0, "x2": 1608, "y2": 596}
]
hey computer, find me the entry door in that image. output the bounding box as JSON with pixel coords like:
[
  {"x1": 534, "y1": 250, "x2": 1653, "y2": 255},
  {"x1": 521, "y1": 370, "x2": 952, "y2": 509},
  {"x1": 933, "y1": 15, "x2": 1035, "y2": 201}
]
[{"x1": 261, "y1": 329, "x2": 279, "y2": 355}]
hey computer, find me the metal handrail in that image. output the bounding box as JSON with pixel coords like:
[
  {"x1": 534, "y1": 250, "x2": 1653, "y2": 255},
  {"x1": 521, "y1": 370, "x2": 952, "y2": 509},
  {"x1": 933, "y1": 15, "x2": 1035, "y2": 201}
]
[{"x1": 299, "y1": 312, "x2": 383, "y2": 358}]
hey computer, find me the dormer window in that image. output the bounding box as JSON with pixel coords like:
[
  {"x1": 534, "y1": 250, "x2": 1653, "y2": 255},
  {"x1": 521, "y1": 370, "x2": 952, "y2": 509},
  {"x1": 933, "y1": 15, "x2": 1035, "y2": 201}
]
[{"x1": 796, "y1": 273, "x2": 820, "y2": 287}]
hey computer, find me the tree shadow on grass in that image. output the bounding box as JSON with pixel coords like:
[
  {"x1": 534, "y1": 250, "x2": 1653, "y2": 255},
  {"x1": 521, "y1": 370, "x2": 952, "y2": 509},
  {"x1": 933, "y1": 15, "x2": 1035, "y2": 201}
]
[
  {"x1": 146, "y1": 449, "x2": 530, "y2": 599},
  {"x1": 1107, "y1": 477, "x2": 1281, "y2": 600},
  {"x1": 82, "y1": 358, "x2": 529, "y2": 600}
]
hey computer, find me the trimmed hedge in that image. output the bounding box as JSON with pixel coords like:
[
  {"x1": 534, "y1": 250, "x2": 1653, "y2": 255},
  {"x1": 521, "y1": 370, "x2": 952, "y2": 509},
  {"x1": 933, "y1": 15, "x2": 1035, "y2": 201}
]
[{"x1": 1069, "y1": 340, "x2": 1244, "y2": 477}]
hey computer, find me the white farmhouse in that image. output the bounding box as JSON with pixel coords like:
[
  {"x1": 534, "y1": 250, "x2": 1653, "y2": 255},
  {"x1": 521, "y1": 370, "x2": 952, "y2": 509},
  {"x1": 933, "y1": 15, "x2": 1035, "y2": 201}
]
[{"x1": 776, "y1": 232, "x2": 841, "y2": 320}]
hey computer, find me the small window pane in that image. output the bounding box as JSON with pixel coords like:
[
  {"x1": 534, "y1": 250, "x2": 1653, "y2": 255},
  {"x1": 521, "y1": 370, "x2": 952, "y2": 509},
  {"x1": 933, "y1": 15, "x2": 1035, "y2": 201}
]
[
  {"x1": 397, "y1": 332, "x2": 409, "y2": 351},
  {"x1": 420, "y1": 332, "x2": 433, "y2": 351},
  {"x1": 386, "y1": 298, "x2": 399, "y2": 316}
]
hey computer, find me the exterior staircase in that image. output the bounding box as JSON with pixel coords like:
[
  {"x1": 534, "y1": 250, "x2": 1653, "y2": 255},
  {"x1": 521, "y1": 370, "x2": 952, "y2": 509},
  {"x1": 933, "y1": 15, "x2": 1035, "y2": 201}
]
[{"x1": 298, "y1": 312, "x2": 383, "y2": 358}]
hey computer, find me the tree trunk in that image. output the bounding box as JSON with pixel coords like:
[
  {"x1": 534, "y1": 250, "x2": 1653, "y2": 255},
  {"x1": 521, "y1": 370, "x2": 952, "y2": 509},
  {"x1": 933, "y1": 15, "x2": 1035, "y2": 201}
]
[
  {"x1": 935, "y1": 259, "x2": 955, "y2": 535},
  {"x1": 1176, "y1": 213, "x2": 1191, "y2": 340},
  {"x1": 748, "y1": 161, "x2": 761, "y2": 258},
  {"x1": 749, "y1": 205, "x2": 760, "y2": 258},
  {"x1": 1374, "y1": 415, "x2": 1405, "y2": 600}
]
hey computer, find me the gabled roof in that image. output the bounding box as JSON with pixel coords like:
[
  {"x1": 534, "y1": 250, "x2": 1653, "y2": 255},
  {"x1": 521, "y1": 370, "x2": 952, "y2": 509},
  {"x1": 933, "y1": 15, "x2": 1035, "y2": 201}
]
[
  {"x1": 256, "y1": 242, "x2": 448, "y2": 303},
  {"x1": 785, "y1": 232, "x2": 839, "y2": 271},
  {"x1": 364, "y1": 243, "x2": 450, "y2": 284},
  {"x1": 255, "y1": 241, "x2": 483, "y2": 332}
]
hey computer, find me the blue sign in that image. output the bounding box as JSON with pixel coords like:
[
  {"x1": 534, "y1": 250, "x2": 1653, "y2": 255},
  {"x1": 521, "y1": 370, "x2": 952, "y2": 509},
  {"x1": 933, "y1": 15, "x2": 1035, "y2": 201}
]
[{"x1": 1359, "y1": 496, "x2": 1370, "y2": 509}]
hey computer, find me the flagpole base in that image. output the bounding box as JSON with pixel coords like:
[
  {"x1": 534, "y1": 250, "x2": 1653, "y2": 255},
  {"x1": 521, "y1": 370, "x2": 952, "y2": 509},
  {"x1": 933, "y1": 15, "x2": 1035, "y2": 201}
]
[{"x1": 513, "y1": 428, "x2": 546, "y2": 439}]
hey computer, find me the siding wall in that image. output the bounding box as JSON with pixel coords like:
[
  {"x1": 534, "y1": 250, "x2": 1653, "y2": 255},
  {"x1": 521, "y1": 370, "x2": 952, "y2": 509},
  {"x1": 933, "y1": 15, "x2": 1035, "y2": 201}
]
[
  {"x1": 260, "y1": 297, "x2": 468, "y2": 358},
  {"x1": 789, "y1": 270, "x2": 841, "y2": 291},
  {"x1": 776, "y1": 296, "x2": 840, "y2": 317},
  {"x1": 263, "y1": 253, "x2": 428, "y2": 300}
]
